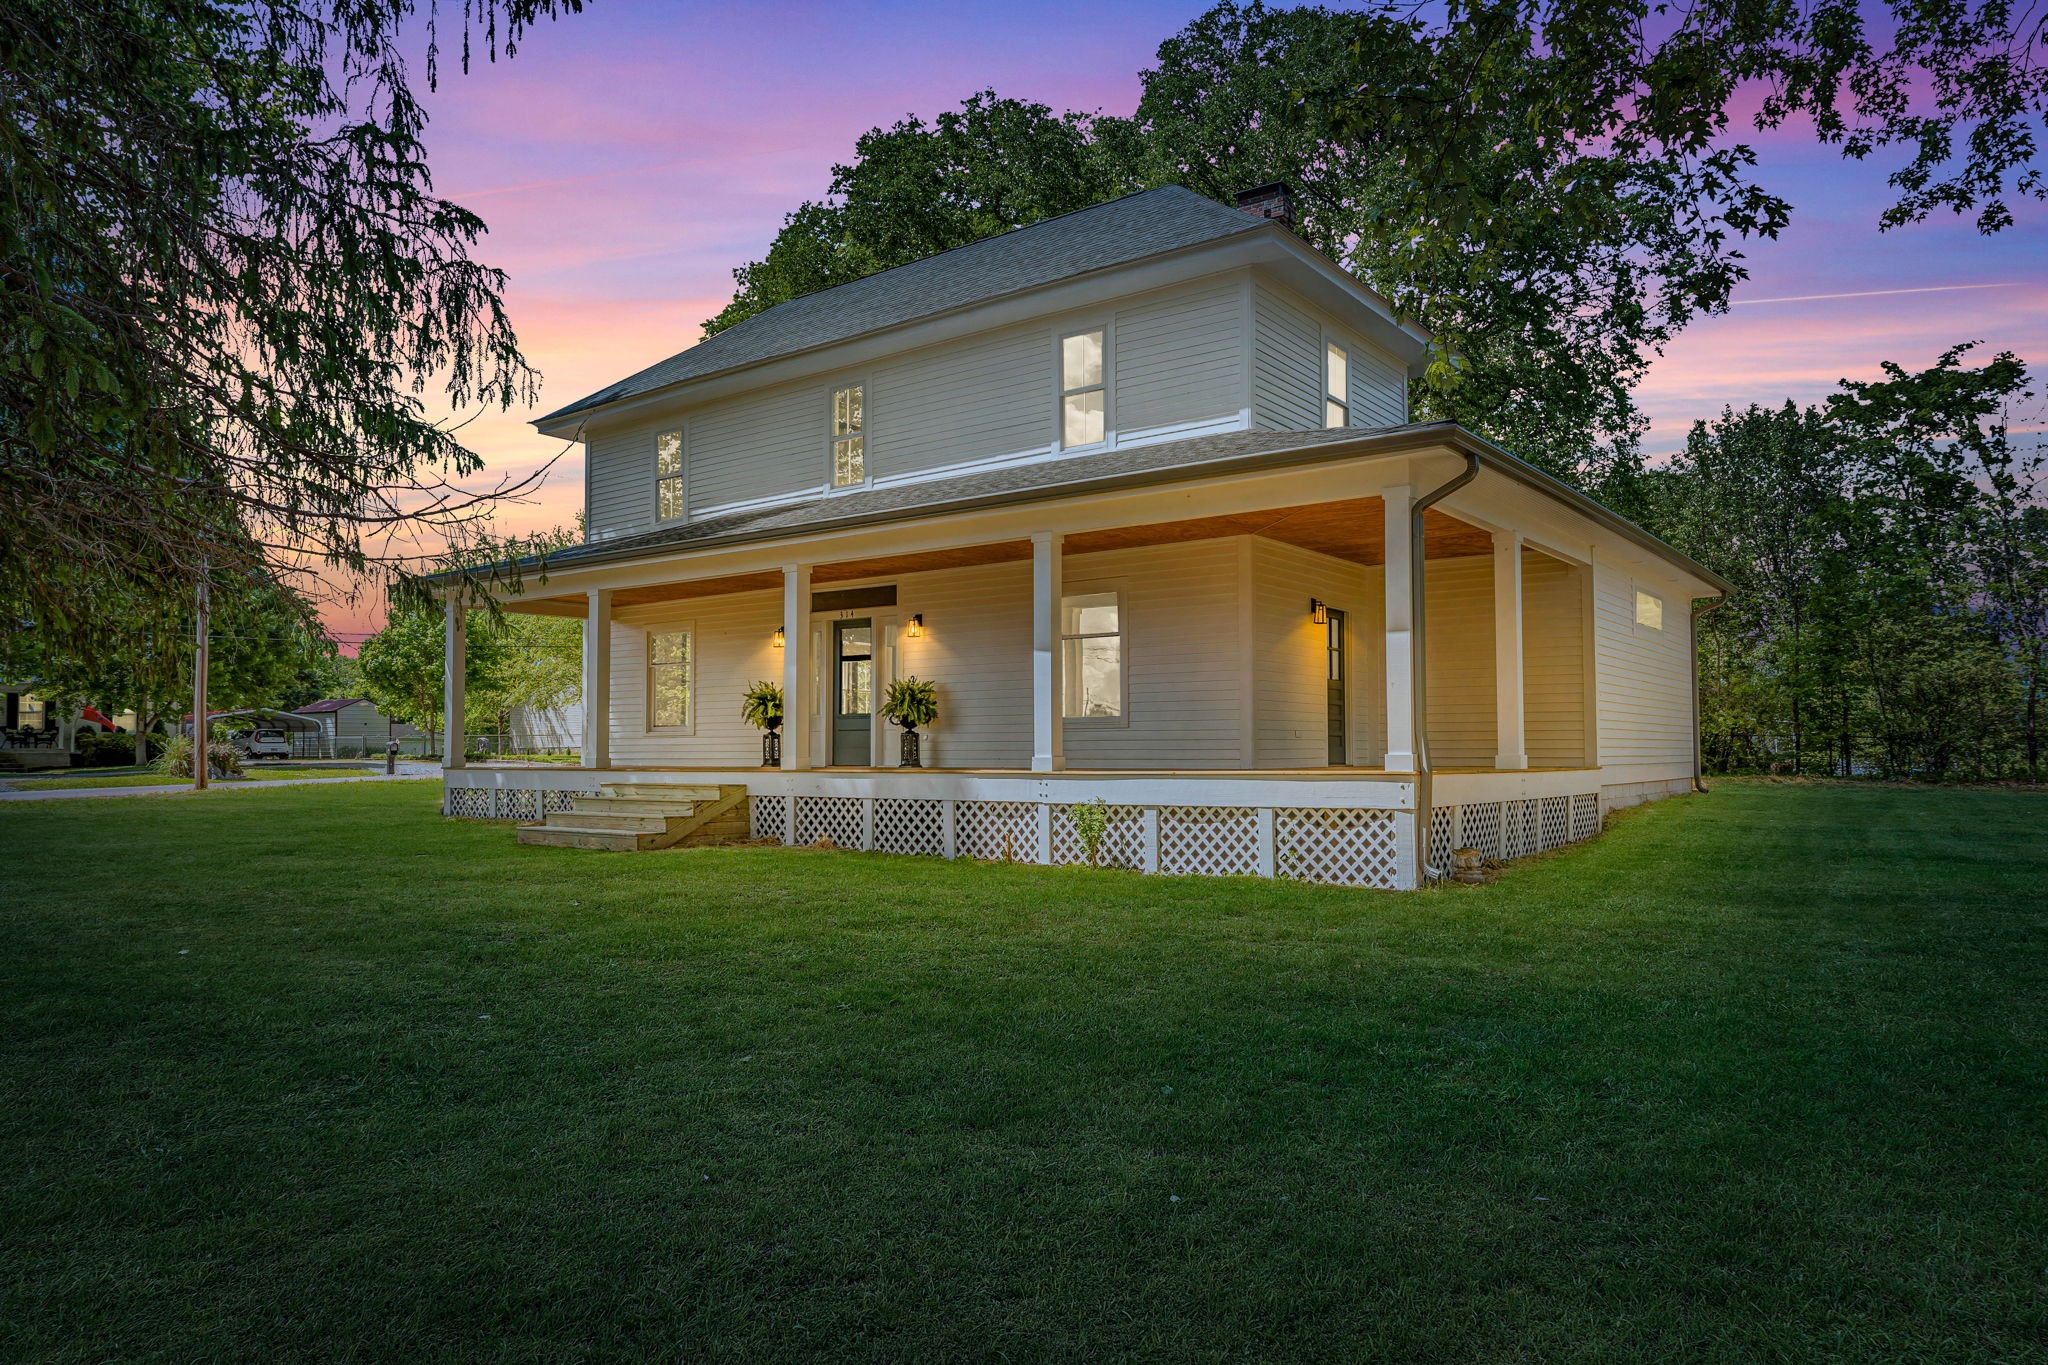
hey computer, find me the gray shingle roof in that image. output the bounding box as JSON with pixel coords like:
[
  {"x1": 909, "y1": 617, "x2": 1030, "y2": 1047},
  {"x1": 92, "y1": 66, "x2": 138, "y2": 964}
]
[{"x1": 536, "y1": 186, "x2": 1272, "y2": 426}]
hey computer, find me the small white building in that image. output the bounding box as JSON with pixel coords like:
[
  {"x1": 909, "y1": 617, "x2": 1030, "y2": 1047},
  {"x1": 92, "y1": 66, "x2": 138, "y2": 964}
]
[{"x1": 439, "y1": 186, "x2": 1729, "y2": 889}]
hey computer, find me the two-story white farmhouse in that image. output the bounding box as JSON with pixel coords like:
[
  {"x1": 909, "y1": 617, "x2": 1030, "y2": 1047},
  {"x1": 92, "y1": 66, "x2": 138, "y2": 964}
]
[{"x1": 440, "y1": 185, "x2": 1729, "y2": 889}]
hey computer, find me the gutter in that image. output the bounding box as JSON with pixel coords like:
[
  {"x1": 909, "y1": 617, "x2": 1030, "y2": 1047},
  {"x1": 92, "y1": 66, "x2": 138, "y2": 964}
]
[
  {"x1": 1689, "y1": 593, "x2": 1730, "y2": 794},
  {"x1": 1409, "y1": 450, "x2": 1480, "y2": 885}
]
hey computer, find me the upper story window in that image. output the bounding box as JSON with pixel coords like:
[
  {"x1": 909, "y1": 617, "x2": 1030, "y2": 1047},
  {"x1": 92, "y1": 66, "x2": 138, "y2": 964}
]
[
  {"x1": 1324, "y1": 342, "x2": 1350, "y2": 428},
  {"x1": 648, "y1": 628, "x2": 693, "y2": 730},
  {"x1": 1061, "y1": 589, "x2": 1123, "y2": 720},
  {"x1": 1635, "y1": 588, "x2": 1665, "y2": 631},
  {"x1": 831, "y1": 384, "x2": 865, "y2": 487},
  {"x1": 1061, "y1": 329, "x2": 1106, "y2": 448},
  {"x1": 655, "y1": 429, "x2": 684, "y2": 520}
]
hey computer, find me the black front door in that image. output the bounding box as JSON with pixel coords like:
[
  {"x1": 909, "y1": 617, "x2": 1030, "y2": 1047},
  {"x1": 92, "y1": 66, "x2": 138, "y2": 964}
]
[
  {"x1": 1325, "y1": 608, "x2": 1347, "y2": 766},
  {"x1": 832, "y1": 618, "x2": 873, "y2": 766}
]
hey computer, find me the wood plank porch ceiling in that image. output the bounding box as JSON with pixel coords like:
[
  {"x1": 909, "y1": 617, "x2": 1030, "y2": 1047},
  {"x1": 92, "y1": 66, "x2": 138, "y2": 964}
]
[{"x1": 510, "y1": 498, "x2": 1493, "y2": 611}]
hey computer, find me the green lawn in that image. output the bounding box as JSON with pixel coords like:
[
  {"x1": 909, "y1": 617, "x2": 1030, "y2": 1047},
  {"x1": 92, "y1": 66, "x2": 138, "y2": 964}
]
[
  {"x1": 2, "y1": 781, "x2": 2041, "y2": 1360},
  {"x1": 1, "y1": 764, "x2": 374, "y2": 791}
]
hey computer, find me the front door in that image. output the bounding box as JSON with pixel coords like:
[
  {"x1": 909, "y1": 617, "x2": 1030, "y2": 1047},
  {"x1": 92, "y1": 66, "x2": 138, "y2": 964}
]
[
  {"x1": 1325, "y1": 608, "x2": 1347, "y2": 766},
  {"x1": 832, "y1": 618, "x2": 874, "y2": 766}
]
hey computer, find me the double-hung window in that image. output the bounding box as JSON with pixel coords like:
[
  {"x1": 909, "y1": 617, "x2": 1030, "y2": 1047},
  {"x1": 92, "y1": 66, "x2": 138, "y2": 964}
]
[
  {"x1": 647, "y1": 628, "x2": 693, "y2": 730},
  {"x1": 656, "y1": 429, "x2": 684, "y2": 520},
  {"x1": 1061, "y1": 329, "x2": 1106, "y2": 447},
  {"x1": 1060, "y1": 590, "x2": 1123, "y2": 720},
  {"x1": 831, "y1": 384, "x2": 865, "y2": 487},
  {"x1": 1324, "y1": 342, "x2": 1350, "y2": 428}
]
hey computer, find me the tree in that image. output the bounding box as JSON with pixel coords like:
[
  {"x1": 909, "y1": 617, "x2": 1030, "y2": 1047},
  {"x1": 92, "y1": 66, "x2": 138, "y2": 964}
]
[
  {"x1": 0, "y1": 0, "x2": 583, "y2": 667},
  {"x1": 356, "y1": 604, "x2": 503, "y2": 757}
]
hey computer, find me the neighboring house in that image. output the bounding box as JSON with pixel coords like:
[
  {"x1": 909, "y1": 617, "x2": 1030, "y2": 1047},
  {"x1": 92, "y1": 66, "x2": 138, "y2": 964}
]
[
  {"x1": 436, "y1": 184, "x2": 1730, "y2": 889},
  {"x1": 295, "y1": 698, "x2": 427, "y2": 757},
  {"x1": 3, "y1": 686, "x2": 130, "y2": 759},
  {"x1": 504, "y1": 698, "x2": 584, "y2": 754}
]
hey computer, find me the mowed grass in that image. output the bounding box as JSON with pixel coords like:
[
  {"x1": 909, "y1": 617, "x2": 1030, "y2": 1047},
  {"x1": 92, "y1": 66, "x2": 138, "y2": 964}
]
[
  {"x1": 1, "y1": 764, "x2": 373, "y2": 791},
  {"x1": 1, "y1": 781, "x2": 2042, "y2": 1361}
]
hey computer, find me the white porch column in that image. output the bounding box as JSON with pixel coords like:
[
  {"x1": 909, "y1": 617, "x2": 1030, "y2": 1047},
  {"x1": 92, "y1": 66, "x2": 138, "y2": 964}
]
[
  {"x1": 1031, "y1": 531, "x2": 1064, "y2": 772},
  {"x1": 1492, "y1": 530, "x2": 1528, "y2": 770},
  {"x1": 582, "y1": 588, "x2": 612, "y2": 771},
  {"x1": 781, "y1": 563, "x2": 812, "y2": 770},
  {"x1": 1382, "y1": 485, "x2": 1417, "y2": 773},
  {"x1": 442, "y1": 594, "x2": 466, "y2": 769}
]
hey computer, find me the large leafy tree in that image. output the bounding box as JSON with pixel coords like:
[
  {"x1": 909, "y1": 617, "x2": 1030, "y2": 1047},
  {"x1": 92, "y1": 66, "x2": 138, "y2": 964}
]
[
  {"x1": 0, "y1": 0, "x2": 580, "y2": 664},
  {"x1": 709, "y1": 1, "x2": 2044, "y2": 482}
]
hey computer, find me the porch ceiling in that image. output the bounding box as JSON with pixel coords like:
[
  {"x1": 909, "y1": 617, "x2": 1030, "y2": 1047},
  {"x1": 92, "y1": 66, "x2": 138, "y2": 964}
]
[{"x1": 1061, "y1": 497, "x2": 1493, "y2": 564}]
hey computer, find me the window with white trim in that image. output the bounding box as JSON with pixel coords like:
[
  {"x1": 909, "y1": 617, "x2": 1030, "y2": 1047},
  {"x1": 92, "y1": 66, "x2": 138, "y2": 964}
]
[
  {"x1": 655, "y1": 429, "x2": 684, "y2": 520},
  {"x1": 647, "y1": 628, "x2": 693, "y2": 729},
  {"x1": 1635, "y1": 589, "x2": 1664, "y2": 631},
  {"x1": 1061, "y1": 589, "x2": 1123, "y2": 719},
  {"x1": 831, "y1": 385, "x2": 865, "y2": 487},
  {"x1": 1061, "y1": 329, "x2": 1106, "y2": 448},
  {"x1": 1324, "y1": 342, "x2": 1350, "y2": 428}
]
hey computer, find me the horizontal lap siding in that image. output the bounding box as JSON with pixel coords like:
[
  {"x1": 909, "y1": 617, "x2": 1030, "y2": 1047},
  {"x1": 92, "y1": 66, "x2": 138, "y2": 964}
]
[
  {"x1": 607, "y1": 590, "x2": 782, "y2": 766},
  {"x1": 874, "y1": 326, "x2": 1052, "y2": 478},
  {"x1": 893, "y1": 562, "x2": 1033, "y2": 769},
  {"x1": 1064, "y1": 540, "x2": 1244, "y2": 769},
  {"x1": 1347, "y1": 344, "x2": 1406, "y2": 428},
  {"x1": 1114, "y1": 284, "x2": 1244, "y2": 437},
  {"x1": 1594, "y1": 563, "x2": 1693, "y2": 765},
  {"x1": 1252, "y1": 539, "x2": 1382, "y2": 767},
  {"x1": 1425, "y1": 555, "x2": 1495, "y2": 767},
  {"x1": 688, "y1": 384, "x2": 824, "y2": 516},
  {"x1": 1523, "y1": 552, "x2": 1587, "y2": 766},
  {"x1": 585, "y1": 418, "x2": 655, "y2": 543},
  {"x1": 1252, "y1": 287, "x2": 1323, "y2": 431}
]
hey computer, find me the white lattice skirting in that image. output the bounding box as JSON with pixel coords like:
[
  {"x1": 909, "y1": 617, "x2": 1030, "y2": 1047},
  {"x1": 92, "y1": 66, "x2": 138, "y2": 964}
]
[
  {"x1": 445, "y1": 786, "x2": 597, "y2": 821},
  {"x1": 1425, "y1": 793, "x2": 1602, "y2": 872}
]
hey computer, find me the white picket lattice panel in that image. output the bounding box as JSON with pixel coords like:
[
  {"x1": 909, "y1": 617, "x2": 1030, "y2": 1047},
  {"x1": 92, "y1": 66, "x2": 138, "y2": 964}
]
[
  {"x1": 796, "y1": 795, "x2": 865, "y2": 848},
  {"x1": 445, "y1": 787, "x2": 491, "y2": 819},
  {"x1": 1571, "y1": 793, "x2": 1601, "y2": 841},
  {"x1": 500, "y1": 788, "x2": 540, "y2": 822},
  {"x1": 1049, "y1": 804, "x2": 1145, "y2": 870},
  {"x1": 542, "y1": 789, "x2": 595, "y2": 815},
  {"x1": 875, "y1": 798, "x2": 944, "y2": 857},
  {"x1": 957, "y1": 801, "x2": 1034, "y2": 862},
  {"x1": 751, "y1": 795, "x2": 786, "y2": 843},
  {"x1": 1426, "y1": 805, "x2": 1458, "y2": 871},
  {"x1": 1501, "y1": 799, "x2": 1538, "y2": 860},
  {"x1": 1159, "y1": 806, "x2": 1259, "y2": 878},
  {"x1": 1539, "y1": 796, "x2": 1570, "y2": 852},
  {"x1": 1456, "y1": 802, "x2": 1502, "y2": 861},
  {"x1": 1275, "y1": 808, "x2": 1400, "y2": 888}
]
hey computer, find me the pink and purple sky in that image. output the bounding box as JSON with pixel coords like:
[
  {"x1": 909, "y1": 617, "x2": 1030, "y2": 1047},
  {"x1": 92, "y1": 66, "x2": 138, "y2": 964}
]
[{"x1": 331, "y1": 0, "x2": 2047, "y2": 640}]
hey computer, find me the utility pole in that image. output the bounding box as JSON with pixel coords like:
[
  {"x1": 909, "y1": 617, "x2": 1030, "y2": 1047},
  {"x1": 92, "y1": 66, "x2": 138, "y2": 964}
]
[{"x1": 192, "y1": 571, "x2": 210, "y2": 791}]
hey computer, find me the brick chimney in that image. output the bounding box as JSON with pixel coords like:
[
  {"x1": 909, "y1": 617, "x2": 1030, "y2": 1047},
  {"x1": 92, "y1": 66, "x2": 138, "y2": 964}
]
[{"x1": 1234, "y1": 182, "x2": 1295, "y2": 232}]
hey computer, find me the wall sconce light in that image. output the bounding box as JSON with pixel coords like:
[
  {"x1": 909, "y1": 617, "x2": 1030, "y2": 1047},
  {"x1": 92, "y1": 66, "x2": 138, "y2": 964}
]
[
  {"x1": 906, "y1": 613, "x2": 923, "y2": 639},
  {"x1": 772, "y1": 627, "x2": 785, "y2": 649},
  {"x1": 1308, "y1": 597, "x2": 1328, "y2": 625}
]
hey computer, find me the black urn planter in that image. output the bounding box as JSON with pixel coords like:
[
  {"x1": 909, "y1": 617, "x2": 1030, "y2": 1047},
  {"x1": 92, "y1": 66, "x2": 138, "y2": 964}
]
[
  {"x1": 898, "y1": 727, "x2": 922, "y2": 768},
  {"x1": 761, "y1": 726, "x2": 782, "y2": 767}
]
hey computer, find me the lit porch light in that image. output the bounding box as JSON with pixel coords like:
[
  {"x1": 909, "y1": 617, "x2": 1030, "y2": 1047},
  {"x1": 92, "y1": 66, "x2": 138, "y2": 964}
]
[{"x1": 1309, "y1": 597, "x2": 1328, "y2": 626}]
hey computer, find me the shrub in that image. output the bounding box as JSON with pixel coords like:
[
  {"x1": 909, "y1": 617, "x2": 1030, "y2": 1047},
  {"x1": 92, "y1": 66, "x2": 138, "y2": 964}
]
[
  {"x1": 73, "y1": 732, "x2": 138, "y2": 767},
  {"x1": 1070, "y1": 797, "x2": 1111, "y2": 868},
  {"x1": 153, "y1": 735, "x2": 245, "y2": 780}
]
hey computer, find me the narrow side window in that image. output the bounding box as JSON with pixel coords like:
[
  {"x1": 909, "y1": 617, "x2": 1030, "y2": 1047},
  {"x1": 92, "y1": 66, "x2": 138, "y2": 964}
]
[
  {"x1": 1635, "y1": 589, "x2": 1664, "y2": 631},
  {"x1": 655, "y1": 429, "x2": 684, "y2": 520},
  {"x1": 1061, "y1": 329, "x2": 1106, "y2": 448},
  {"x1": 831, "y1": 385, "x2": 865, "y2": 487},
  {"x1": 1324, "y1": 342, "x2": 1349, "y2": 428},
  {"x1": 1060, "y1": 590, "x2": 1123, "y2": 719},
  {"x1": 648, "y1": 629, "x2": 693, "y2": 729}
]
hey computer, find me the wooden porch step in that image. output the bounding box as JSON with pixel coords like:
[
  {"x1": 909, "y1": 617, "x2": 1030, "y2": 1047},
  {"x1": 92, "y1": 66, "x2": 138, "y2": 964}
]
[{"x1": 515, "y1": 784, "x2": 748, "y2": 852}]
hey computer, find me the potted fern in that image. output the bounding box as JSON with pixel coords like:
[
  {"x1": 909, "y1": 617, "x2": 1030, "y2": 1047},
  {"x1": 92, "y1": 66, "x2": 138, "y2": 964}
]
[
  {"x1": 880, "y1": 676, "x2": 938, "y2": 768},
  {"x1": 740, "y1": 680, "x2": 784, "y2": 766}
]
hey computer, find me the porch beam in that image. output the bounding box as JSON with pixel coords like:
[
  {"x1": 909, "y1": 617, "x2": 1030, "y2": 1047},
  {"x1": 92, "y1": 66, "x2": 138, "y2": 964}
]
[
  {"x1": 1031, "y1": 531, "x2": 1064, "y2": 772},
  {"x1": 442, "y1": 594, "x2": 466, "y2": 769},
  {"x1": 1492, "y1": 530, "x2": 1528, "y2": 770},
  {"x1": 1381, "y1": 485, "x2": 1416, "y2": 773},
  {"x1": 781, "y1": 563, "x2": 812, "y2": 771},
  {"x1": 582, "y1": 588, "x2": 612, "y2": 770}
]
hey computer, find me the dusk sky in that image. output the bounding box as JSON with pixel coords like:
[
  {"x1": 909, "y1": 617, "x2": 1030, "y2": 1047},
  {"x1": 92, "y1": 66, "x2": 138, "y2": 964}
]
[{"x1": 332, "y1": 0, "x2": 2048, "y2": 640}]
